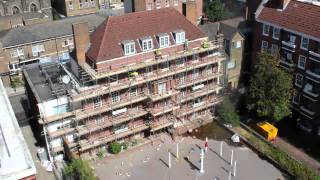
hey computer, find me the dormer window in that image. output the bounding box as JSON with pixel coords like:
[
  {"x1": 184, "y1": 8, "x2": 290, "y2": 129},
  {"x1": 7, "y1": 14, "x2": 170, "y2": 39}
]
[
  {"x1": 159, "y1": 34, "x2": 170, "y2": 48},
  {"x1": 123, "y1": 41, "x2": 136, "y2": 55},
  {"x1": 174, "y1": 30, "x2": 185, "y2": 44},
  {"x1": 141, "y1": 37, "x2": 153, "y2": 51}
]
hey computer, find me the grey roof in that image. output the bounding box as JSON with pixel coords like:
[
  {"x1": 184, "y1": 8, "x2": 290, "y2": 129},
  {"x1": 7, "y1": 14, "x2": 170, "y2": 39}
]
[
  {"x1": 199, "y1": 17, "x2": 246, "y2": 41},
  {"x1": 0, "y1": 12, "x2": 46, "y2": 21},
  {"x1": 0, "y1": 14, "x2": 105, "y2": 48}
]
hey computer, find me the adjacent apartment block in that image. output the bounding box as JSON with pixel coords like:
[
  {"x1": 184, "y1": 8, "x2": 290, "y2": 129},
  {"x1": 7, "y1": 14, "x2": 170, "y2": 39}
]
[
  {"x1": 200, "y1": 17, "x2": 246, "y2": 89},
  {"x1": 253, "y1": 0, "x2": 320, "y2": 135},
  {"x1": 0, "y1": 0, "x2": 52, "y2": 31},
  {"x1": 24, "y1": 8, "x2": 226, "y2": 161},
  {"x1": 124, "y1": 0, "x2": 203, "y2": 25},
  {"x1": 53, "y1": 0, "x2": 123, "y2": 17},
  {"x1": 0, "y1": 14, "x2": 105, "y2": 87}
]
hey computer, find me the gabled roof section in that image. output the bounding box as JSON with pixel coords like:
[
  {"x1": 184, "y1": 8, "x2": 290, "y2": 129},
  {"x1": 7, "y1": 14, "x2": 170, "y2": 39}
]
[
  {"x1": 257, "y1": 0, "x2": 320, "y2": 40},
  {"x1": 86, "y1": 8, "x2": 206, "y2": 62}
]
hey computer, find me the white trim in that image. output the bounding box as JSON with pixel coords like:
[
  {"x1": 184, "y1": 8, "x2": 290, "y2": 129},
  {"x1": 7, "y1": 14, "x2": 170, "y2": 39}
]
[
  {"x1": 295, "y1": 74, "x2": 303, "y2": 88},
  {"x1": 298, "y1": 55, "x2": 306, "y2": 70},
  {"x1": 300, "y1": 36, "x2": 309, "y2": 51},
  {"x1": 272, "y1": 27, "x2": 280, "y2": 40}
]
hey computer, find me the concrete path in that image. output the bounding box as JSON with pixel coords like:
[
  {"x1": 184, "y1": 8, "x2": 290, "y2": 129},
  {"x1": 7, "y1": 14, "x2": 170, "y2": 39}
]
[
  {"x1": 93, "y1": 135, "x2": 284, "y2": 180},
  {"x1": 275, "y1": 138, "x2": 320, "y2": 174}
]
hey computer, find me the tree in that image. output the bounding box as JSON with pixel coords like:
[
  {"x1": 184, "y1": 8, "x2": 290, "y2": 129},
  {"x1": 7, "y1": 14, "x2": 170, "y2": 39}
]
[
  {"x1": 64, "y1": 158, "x2": 97, "y2": 180},
  {"x1": 216, "y1": 96, "x2": 240, "y2": 126},
  {"x1": 247, "y1": 52, "x2": 293, "y2": 122},
  {"x1": 109, "y1": 141, "x2": 122, "y2": 154},
  {"x1": 204, "y1": 0, "x2": 228, "y2": 22}
]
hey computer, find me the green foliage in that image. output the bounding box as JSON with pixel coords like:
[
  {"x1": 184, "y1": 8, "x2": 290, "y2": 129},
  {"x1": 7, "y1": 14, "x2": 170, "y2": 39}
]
[
  {"x1": 64, "y1": 158, "x2": 97, "y2": 180},
  {"x1": 245, "y1": 135, "x2": 320, "y2": 180},
  {"x1": 131, "y1": 139, "x2": 138, "y2": 146},
  {"x1": 216, "y1": 96, "x2": 240, "y2": 126},
  {"x1": 97, "y1": 148, "x2": 105, "y2": 159},
  {"x1": 204, "y1": 0, "x2": 228, "y2": 22},
  {"x1": 247, "y1": 52, "x2": 293, "y2": 122},
  {"x1": 121, "y1": 142, "x2": 129, "y2": 150},
  {"x1": 109, "y1": 141, "x2": 122, "y2": 154},
  {"x1": 11, "y1": 76, "x2": 24, "y2": 89}
]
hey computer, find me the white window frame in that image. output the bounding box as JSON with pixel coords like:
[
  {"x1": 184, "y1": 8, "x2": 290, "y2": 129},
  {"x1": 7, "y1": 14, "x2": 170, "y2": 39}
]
[
  {"x1": 129, "y1": 86, "x2": 137, "y2": 97},
  {"x1": 286, "y1": 52, "x2": 293, "y2": 61},
  {"x1": 295, "y1": 74, "x2": 303, "y2": 87},
  {"x1": 142, "y1": 38, "x2": 153, "y2": 51},
  {"x1": 263, "y1": 24, "x2": 270, "y2": 36},
  {"x1": 176, "y1": 58, "x2": 185, "y2": 67},
  {"x1": 261, "y1": 40, "x2": 268, "y2": 52},
  {"x1": 159, "y1": 35, "x2": 170, "y2": 48},
  {"x1": 292, "y1": 93, "x2": 300, "y2": 104},
  {"x1": 192, "y1": 69, "x2": 199, "y2": 79},
  {"x1": 32, "y1": 44, "x2": 45, "y2": 57},
  {"x1": 272, "y1": 27, "x2": 280, "y2": 40},
  {"x1": 95, "y1": 115, "x2": 104, "y2": 125},
  {"x1": 177, "y1": 73, "x2": 185, "y2": 84},
  {"x1": 158, "y1": 82, "x2": 167, "y2": 94},
  {"x1": 124, "y1": 41, "x2": 136, "y2": 55},
  {"x1": 8, "y1": 63, "x2": 20, "y2": 74},
  {"x1": 174, "y1": 0, "x2": 178, "y2": 6},
  {"x1": 165, "y1": 0, "x2": 169, "y2": 7},
  {"x1": 147, "y1": 2, "x2": 153, "y2": 10},
  {"x1": 90, "y1": 0, "x2": 95, "y2": 7},
  {"x1": 235, "y1": 41, "x2": 241, "y2": 48},
  {"x1": 68, "y1": 1, "x2": 74, "y2": 10},
  {"x1": 175, "y1": 31, "x2": 185, "y2": 44},
  {"x1": 227, "y1": 61, "x2": 236, "y2": 69},
  {"x1": 111, "y1": 92, "x2": 120, "y2": 103},
  {"x1": 300, "y1": 36, "x2": 309, "y2": 50},
  {"x1": 298, "y1": 55, "x2": 306, "y2": 70},
  {"x1": 93, "y1": 96, "x2": 102, "y2": 108},
  {"x1": 156, "y1": 0, "x2": 161, "y2": 9}
]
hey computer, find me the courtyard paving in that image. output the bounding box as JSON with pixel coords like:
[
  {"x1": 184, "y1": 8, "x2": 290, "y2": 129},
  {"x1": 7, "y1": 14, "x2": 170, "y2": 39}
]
[{"x1": 93, "y1": 135, "x2": 285, "y2": 180}]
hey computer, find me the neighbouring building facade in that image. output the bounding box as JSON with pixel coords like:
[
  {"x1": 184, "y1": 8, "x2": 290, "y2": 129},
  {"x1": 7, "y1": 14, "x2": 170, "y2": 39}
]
[
  {"x1": 24, "y1": 8, "x2": 226, "y2": 161},
  {"x1": 124, "y1": 0, "x2": 203, "y2": 25},
  {"x1": 200, "y1": 17, "x2": 246, "y2": 89},
  {"x1": 0, "y1": 0, "x2": 52, "y2": 31},
  {"x1": 253, "y1": 0, "x2": 320, "y2": 135},
  {"x1": 0, "y1": 14, "x2": 105, "y2": 87},
  {"x1": 53, "y1": 0, "x2": 123, "y2": 17}
]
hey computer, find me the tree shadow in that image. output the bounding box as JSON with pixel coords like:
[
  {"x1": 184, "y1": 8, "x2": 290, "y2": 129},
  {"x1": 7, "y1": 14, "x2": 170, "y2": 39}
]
[{"x1": 209, "y1": 147, "x2": 230, "y2": 164}]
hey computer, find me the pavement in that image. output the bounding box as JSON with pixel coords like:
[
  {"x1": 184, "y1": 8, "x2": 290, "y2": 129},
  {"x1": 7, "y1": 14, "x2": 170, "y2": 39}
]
[{"x1": 93, "y1": 134, "x2": 285, "y2": 180}]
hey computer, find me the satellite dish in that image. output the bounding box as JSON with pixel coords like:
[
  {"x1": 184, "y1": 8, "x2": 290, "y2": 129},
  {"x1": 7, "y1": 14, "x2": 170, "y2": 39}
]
[{"x1": 62, "y1": 75, "x2": 71, "y2": 84}]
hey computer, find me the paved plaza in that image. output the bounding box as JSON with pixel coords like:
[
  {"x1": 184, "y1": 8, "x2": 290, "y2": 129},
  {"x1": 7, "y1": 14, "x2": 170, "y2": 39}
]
[{"x1": 93, "y1": 135, "x2": 285, "y2": 180}]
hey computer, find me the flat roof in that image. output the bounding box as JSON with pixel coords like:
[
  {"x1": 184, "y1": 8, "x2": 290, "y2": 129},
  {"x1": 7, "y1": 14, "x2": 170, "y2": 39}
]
[{"x1": 0, "y1": 78, "x2": 36, "y2": 179}]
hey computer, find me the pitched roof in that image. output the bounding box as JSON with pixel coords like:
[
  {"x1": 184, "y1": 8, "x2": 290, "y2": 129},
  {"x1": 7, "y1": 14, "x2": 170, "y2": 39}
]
[
  {"x1": 0, "y1": 14, "x2": 105, "y2": 47},
  {"x1": 86, "y1": 8, "x2": 206, "y2": 62},
  {"x1": 257, "y1": 0, "x2": 320, "y2": 40}
]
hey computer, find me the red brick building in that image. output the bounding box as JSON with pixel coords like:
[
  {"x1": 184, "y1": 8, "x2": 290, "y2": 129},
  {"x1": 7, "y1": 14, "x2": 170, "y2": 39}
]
[
  {"x1": 24, "y1": 8, "x2": 226, "y2": 159},
  {"x1": 252, "y1": 0, "x2": 320, "y2": 134}
]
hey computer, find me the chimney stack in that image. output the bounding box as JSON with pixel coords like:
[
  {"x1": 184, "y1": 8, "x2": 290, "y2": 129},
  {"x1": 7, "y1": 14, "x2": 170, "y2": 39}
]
[
  {"x1": 279, "y1": 0, "x2": 291, "y2": 9},
  {"x1": 185, "y1": 1, "x2": 198, "y2": 25},
  {"x1": 72, "y1": 22, "x2": 90, "y2": 65}
]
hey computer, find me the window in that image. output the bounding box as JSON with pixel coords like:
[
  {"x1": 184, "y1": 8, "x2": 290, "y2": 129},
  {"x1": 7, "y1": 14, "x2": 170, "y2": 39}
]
[
  {"x1": 68, "y1": 1, "x2": 74, "y2": 10},
  {"x1": 176, "y1": 58, "x2": 185, "y2": 67},
  {"x1": 300, "y1": 36, "x2": 309, "y2": 50},
  {"x1": 193, "y1": 98, "x2": 203, "y2": 107},
  {"x1": 286, "y1": 52, "x2": 293, "y2": 61},
  {"x1": 158, "y1": 82, "x2": 166, "y2": 94},
  {"x1": 8, "y1": 63, "x2": 20, "y2": 75},
  {"x1": 95, "y1": 115, "x2": 104, "y2": 125},
  {"x1": 111, "y1": 92, "x2": 120, "y2": 103},
  {"x1": 30, "y1": 4, "x2": 37, "y2": 12},
  {"x1": 295, "y1": 74, "x2": 303, "y2": 87},
  {"x1": 289, "y1": 34, "x2": 296, "y2": 43},
  {"x1": 177, "y1": 73, "x2": 185, "y2": 84},
  {"x1": 159, "y1": 35, "x2": 170, "y2": 48},
  {"x1": 62, "y1": 38, "x2": 74, "y2": 48},
  {"x1": 272, "y1": 27, "x2": 280, "y2": 40},
  {"x1": 271, "y1": 44, "x2": 279, "y2": 55},
  {"x1": 156, "y1": 0, "x2": 161, "y2": 9},
  {"x1": 232, "y1": 41, "x2": 241, "y2": 48},
  {"x1": 292, "y1": 93, "x2": 300, "y2": 104},
  {"x1": 129, "y1": 87, "x2": 137, "y2": 96},
  {"x1": 174, "y1": 31, "x2": 185, "y2": 44},
  {"x1": 192, "y1": 69, "x2": 199, "y2": 79},
  {"x1": 147, "y1": 2, "x2": 153, "y2": 10},
  {"x1": 12, "y1": 6, "x2": 20, "y2": 14},
  {"x1": 206, "y1": 65, "x2": 213, "y2": 74},
  {"x1": 165, "y1": 0, "x2": 169, "y2": 7},
  {"x1": 32, "y1": 44, "x2": 45, "y2": 57},
  {"x1": 84, "y1": 0, "x2": 90, "y2": 7},
  {"x1": 90, "y1": 0, "x2": 95, "y2": 7},
  {"x1": 227, "y1": 61, "x2": 236, "y2": 69},
  {"x1": 262, "y1": 24, "x2": 270, "y2": 36},
  {"x1": 124, "y1": 41, "x2": 135, "y2": 55},
  {"x1": 142, "y1": 38, "x2": 153, "y2": 51},
  {"x1": 93, "y1": 97, "x2": 102, "y2": 108},
  {"x1": 298, "y1": 55, "x2": 306, "y2": 69},
  {"x1": 10, "y1": 48, "x2": 24, "y2": 58},
  {"x1": 174, "y1": 0, "x2": 178, "y2": 6},
  {"x1": 161, "y1": 62, "x2": 169, "y2": 71},
  {"x1": 261, "y1": 40, "x2": 268, "y2": 51}
]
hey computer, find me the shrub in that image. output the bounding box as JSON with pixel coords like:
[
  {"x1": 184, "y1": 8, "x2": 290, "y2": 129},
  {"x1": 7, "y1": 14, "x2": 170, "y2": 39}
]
[
  {"x1": 64, "y1": 158, "x2": 97, "y2": 180},
  {"x1": 109, "y1": 142, "x2": 122, "y2": 154},
  {"x1": 97, "y1": 148, "x2": 105, "y2": 159},
  {"x1": 121, "y1": 142, "x2": 129, "y2": 150}
]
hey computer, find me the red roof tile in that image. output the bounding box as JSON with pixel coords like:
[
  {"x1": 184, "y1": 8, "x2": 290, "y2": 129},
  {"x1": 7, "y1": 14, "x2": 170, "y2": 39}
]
[
  {"x1": 257, "y1": 0, "x2": 320, "y2": 39},
  {"x1": 86, "y1": 8, "x2": 206, "y2": 62}
]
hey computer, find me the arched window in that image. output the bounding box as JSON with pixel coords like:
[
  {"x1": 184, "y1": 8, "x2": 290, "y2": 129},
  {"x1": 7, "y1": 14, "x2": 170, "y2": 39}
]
[
  {"x1": 12, "y1": 6, "x2": 20, "y2": 14},
  {"x1": 30, "y1": 3, "x2": 37, "y2": 12}
]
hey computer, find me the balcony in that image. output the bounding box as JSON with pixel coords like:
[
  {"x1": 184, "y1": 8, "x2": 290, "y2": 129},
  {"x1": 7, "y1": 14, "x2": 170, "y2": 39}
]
[
  {"x1": 176, "y1": 97, "x2": 223, "y2": 117},
  {"x1": 175, "y1": 84, "x2": 222, "y2": 103},
  {"x1": 40, "y1": 111, "x2": 74, "y2": 124},
  {"x1": 303, "y1": 83, "x2": 319, "y2": 101},
  {"x1": 76, "y1": 109, "x2": 148, "y2": 136},
  {"x1": 149, "y1": 103, "x2": 180, "y2": 117},
  {"x1": 175, "y1": 71, "x2": 222, "y2": 89},
  {"x1": 281, "y1": 41, "x2": 296, "y2": 52},
  {"x1": 279, "y1": 59, "x2": 294, "y2": 70},
  {"x1": 150, "y1": 116, "x2": 175, "y2": 132},
  {"x1": 306, "y1": 69, "x2": 320, "y2": 83},
  {"x1": 300, "y1": 106, "x2": 316, "y2": 119},
  {"x1": 79, "y1": 124, "x2": 149, "y2": 152},
  {"x1": 148, "y1": 90, "x2": 179, "y2": 102},
  {"x1": 81, "y1": 40, "x2": 223, "y2": 80},
  {"x1": 48, "y1": 127, "x2": 75, "y2": 139},
  {"x1": 309, "y1": 51, "x2": 320, "y2": 63},
  {"x1": 74, "y1": 93, "x2": 148, "y2": 121},
  {"x1": 73, "y1": 50, "x2": 225, "y2": 102}
]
